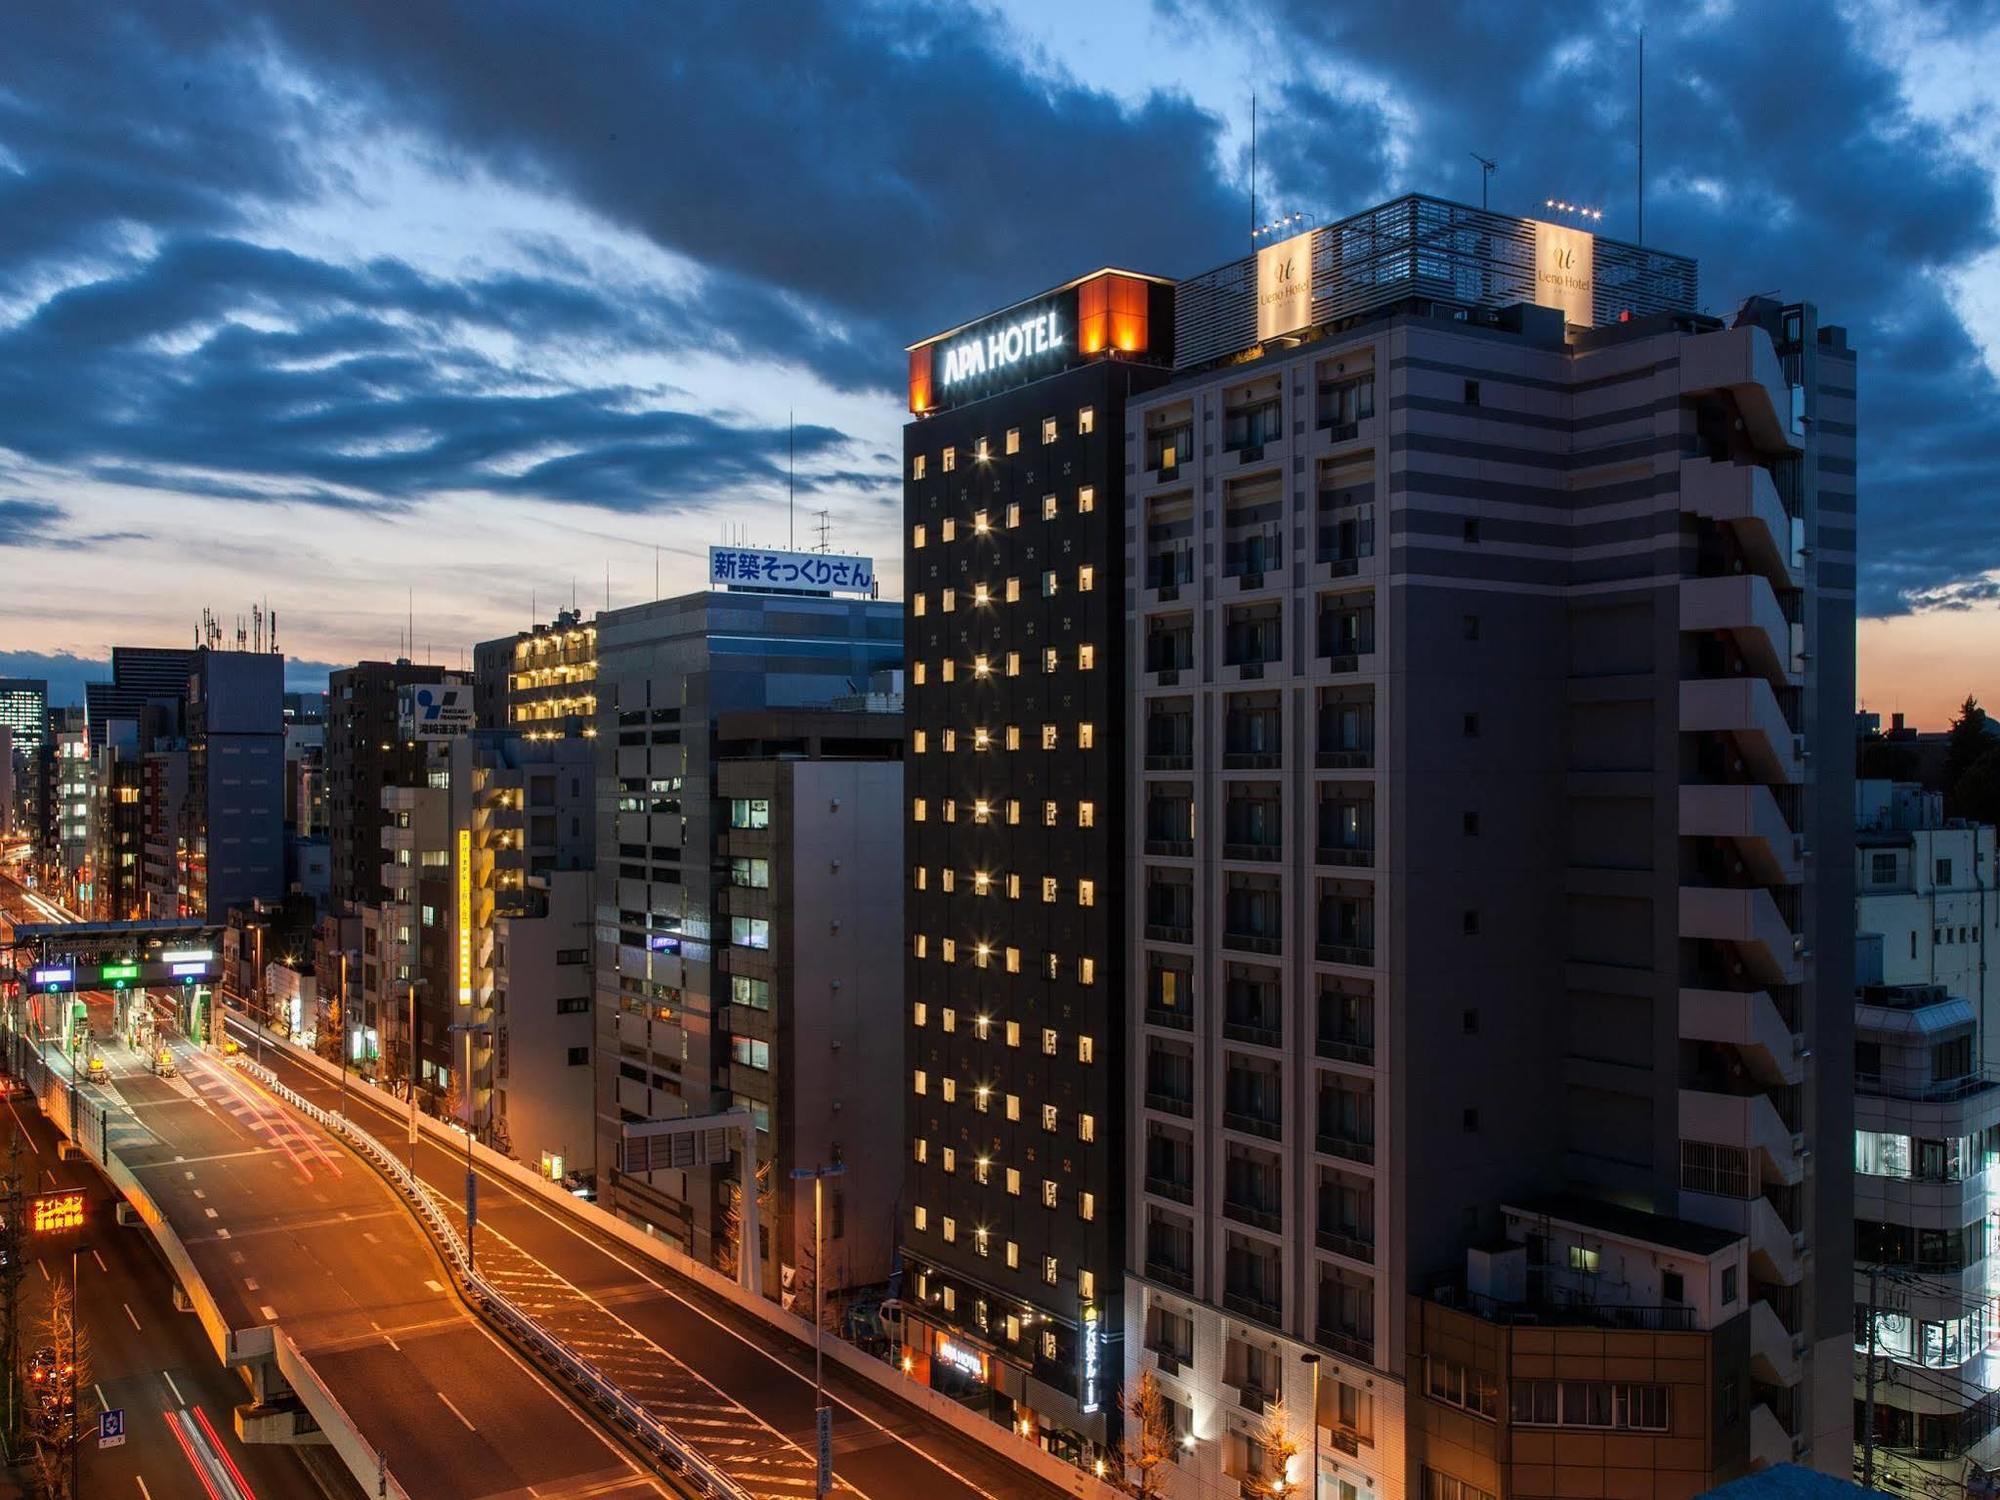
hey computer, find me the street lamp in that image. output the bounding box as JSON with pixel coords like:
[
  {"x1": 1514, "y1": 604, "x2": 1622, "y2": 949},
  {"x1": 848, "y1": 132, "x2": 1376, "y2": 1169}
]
[
  {"x1": 402, "y1": 977, "x2": 430, "y2": 1180},
  {"x1": 790, "y1": 1161, "x2": 846, "y2": 1499},
  {"x1": 335, "y1": 948, "x2": 355, "y2": 1123},
  {"x1": 1300, "y1": 1352, "x2": 1321, "y2": 1500}
]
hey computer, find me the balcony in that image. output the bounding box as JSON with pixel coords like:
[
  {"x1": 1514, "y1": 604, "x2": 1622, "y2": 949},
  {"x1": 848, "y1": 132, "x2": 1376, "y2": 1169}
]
[
  {"x1": 1681, "y1": 1087, "x2": 1803, "y2": 1187},
  {"x1": 1146, "y1": 1090, "x2": 1195, "y2": 1119},
  {"x1": 1314, "y1": 1327, "x2": 1374, "y2": 1364},
  {"x1": 1680, "y1": 1191, "x2": 1803, "y2": 1286},
  {"x1": 1316, "y1": 841, "x2": 1374, "y2": 869},
  {"x1": 1681, "y1": 458, "x2": 1799, "y2": 586},
  {"x1": 1145, "y1": 922, "x2": 1194, "y2": 946},
  {"x1": 1145, "y1": 839, "x2": 1195, "y2": 859},
  {"x1": 1679, "y1": 676, "x2": 1803, "y2": 785},
  {"x1": 1679, "y1": 782, "x2": 1802, "y2": 885},
  {"x1": 1222, "y1": 1289, "x2": 1284, "y2": 1330},
  {"x1": 1223, "y1": 1017, "x2": 1283, "y2": 1049},
  {"x1": 1681, "y1": 573, "x2": 1802, "y2": 688},
  {"x1": 1224, "y1": 929, "x2": 1282, "y2": 957},
  {"x1": 1316, "y1": 1031, "x2": 1375, "y2": 1067},
  {"x1": 1679, "y1": 986, "x2": 1802, "y2": 1086},
  {"x1": 1750, "y1": 1297, "x2": 1803, "y2": 1388},
  {"x1": 1315, "y1": 746, "x2": 1374, "y2": 770},
  {"x1": 1316, "y1": 941, "x2": 1374, "y2": 968},
  {"x1": 1680, "y1": 884, "x2": 1803, "y2": 985},
  {"x1": 1144, "y1": 1004, "x2": 1194, "y2": 1033},
  {"x1": 1315, "y1": 1132, "x2": 1375, "y2": 1166},
  {"x1": 1749, "y1": 1402, "x2": 1798, "y2": 1469},
  {"x1": 1224, "y1": 1109, "x2": 1282, "y2": 1142},
  {"x1": 1315, "y1": 1228, "x2": 1375, "y2": 1265},
  {"x1": 1147, "y1": 550, "x2": 1194, "y2": 598},
  {"x1": 1680, "y1": 324, "x2": 1796, "y2": 454},
  {"x1": 1145, "y1": 1259, "x2": 1194, "y2": 1294},
  {"x1": 1145, "y1": 1174, "x2": 1194, "y2": 1205},
  {"x1": 1223, "y1": 841, "x2": 1282, "y2": 864},
  {"x1": 1223, "y1": 1198, "x2": 1284, "y2": 1234}
]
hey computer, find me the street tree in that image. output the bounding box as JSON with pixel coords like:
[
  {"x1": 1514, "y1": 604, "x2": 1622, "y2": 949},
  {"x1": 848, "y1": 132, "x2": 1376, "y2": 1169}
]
[
  {"x1": 1944, "y1": 696, "x2": 1992, "y2": 812},
  {"x1": 1954, "y1": 745, "x2": 2000, "y2": 830},
  {"x1": 1260, "y1": 1395, "x2": 1303, "y2": 1494},
  {"x1": 1121, "y1": 1367, "x2": 1173, "y2": 1498}
]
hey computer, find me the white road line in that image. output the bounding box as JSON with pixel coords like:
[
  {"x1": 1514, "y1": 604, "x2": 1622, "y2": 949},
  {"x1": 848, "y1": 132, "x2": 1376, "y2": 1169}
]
[
  {"x1": 259, "y1": 1304, "x2": 278, "y2": 1321},
  {"x1": 94, "y1": 1382, "x2": 107, "y2": 1409},
  {"x1": 424, "y1": 1279, "x2": 445, "y2": 1294},
  {"x1": 369, "y1": 1319, "x2": 401, "y2": 1354},
  {"x1": 135, "y1": 1479, "x2": 152, "y2": 1500},
  {"x1": 203, "y1": 1207, "x2": 218, "y2": 1219},
  {"x1": 36, "y1": 1260, "x2": 47, "y2": 1282},
  {"x1": 124, "y1": 1302, "x2": 140, "y2": 1331},
  {"x1": 215, "y1": 1228, "x2": 230, "y2": 1240},
  {"x1": 192, "y1": 1189, "x2": 205, "y2": 1199},
  {"x1": 244, "y1": 1277, "x2": 259, "y2": 1292},
  {"x1": 162, "y1": 1369, "x2": 185, "y2": 1405},
  {"x1": 438, "y1": 1391, "x2": 477, "y2": 1431},
  {"x1": 91, "y1": 1250, "x2": 106, "y2": 1273},
  {"x1": 6, "y1": 1099, "x2": 41, "y2": 1154}
]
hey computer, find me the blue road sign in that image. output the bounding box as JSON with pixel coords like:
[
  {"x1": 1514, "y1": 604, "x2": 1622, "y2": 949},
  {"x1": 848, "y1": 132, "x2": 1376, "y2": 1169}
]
[{"x1": 99, "y1": 1407, "x2": 126, "y2": 1448}]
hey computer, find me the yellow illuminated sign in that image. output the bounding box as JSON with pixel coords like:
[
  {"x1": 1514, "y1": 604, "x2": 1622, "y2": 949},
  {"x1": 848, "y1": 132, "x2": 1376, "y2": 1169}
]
[
  {"x1": 457, "y1": 828, "x2": 472, "y2": 1004},
  {"x1": 31, "y1": 1189, "x2": 85, "y2": 1234}
]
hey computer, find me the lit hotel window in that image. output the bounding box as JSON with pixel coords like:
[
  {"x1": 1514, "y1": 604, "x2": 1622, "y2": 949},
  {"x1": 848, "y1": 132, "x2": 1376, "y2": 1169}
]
[
  {"x1": 942, "y1": 797, "x2": 956, "y2": 822},
  {"x1": 942, "y1": 588, "x2": 955, "y2": 612},
  {"x1": 942, "y1": 938, "x2": 957, "y2": 963},
  {"x1": 1042, "y1": 569, "x2": 1058, "y2": 597},
  {"x1": 1078, "y1": 1034, "x2": 1096, "y2": 1064},
  {"x1": 1078, "y1": 723, "x2": 1095, "y2": 749},
  {"x1": 975, "y1": 655, "x2": 992, "y2": 678},
  {"x1": 1079, "y1": 956, "x2": 1097, "y2": 986},
  {"x1": 1080, "y1": 1193, "x2": 1097, "y2": 1223},
  {"x1": 1079, "y1": 801, "x2": 1096, "y2": 827},
  {"x1": 1006, "y1": 428, "x2": 1020, "y2": 455},
  {"x1": 1006, "y1": 1020, "x2": 1021, "y2": 1047},
  {"x1": 1042, "y1": 416, "x2": 1058, "y2": 445},
  {"x1": 942, "y1": 1286, "x2": 956, "y2": 1312},
  {"x1": 1044, "y1": 800, "x2": 1059, "y2": 826},
  {"x1": 1043, "y1": 648, "x2": 1058, "y2": 674},
  {"x1": 973, "y1": 584, "x2": 990, "y2": 607},
  {"x1": 1042, "y1": 1028, "x2": 1060, "y2": 1056},
  {"x1": 1005, "y1": 946, "x2": 1021, "y2": 972},
  {"x1": 974, "y1": 1013, "x2": 992, "y2": 1039},
  {"x1": 914, "y1": 1205, "x2": 928, "y2": 1230},
  {"x1": 1005, "y1": 651, "x2": 1021, "y2": 677},
  {"x1": 975, "y1": 1082, "x2": 991, "y2": 1109},
  {"x1": 1078, "y1": 1113, "x2": 1096, "y2": 1142},
  {"x1": 1043, "y1": 1179, "x2": 1059, "y2": 1207},
  {"x1": 1041, "y1": 724, "x2": 1058, "y2": 750},
  {"x1": 1006, "y1": 1167, "x2": 1021, "y2": 1195},
  {"x1": 974, "y1": 800, "x2": 992, "y2": 824},
  {"x1": 913, "y1": 454, "x2": 927, "y2": 479},
  {"x1": 1042, "y1": 876, "x2": 1058, "y2": 904},
  {"x1": 941, "y1": 659, "x2": 955, "y2": 682},
  {"x1": 913, "y1": 1069, "x2": 927, "y2": 1095},
  {"x1": 1078, "y1": 406, "x2": 1095, "y2": 434},
  {"x1": 1005, "y1": 577, "x2": 1020, "y2": 602},
  {"x1": 913, "y1": 662, "x2": 926, "y2": 684},
  {"x1": 940, "y1": 868, "x2": 955, "y2": 892},
  {"x1": 1078, "y1": 485, "x2": 1095, "y2": 513},
  {"x1": 1078, "y1": 879, "x2": 1095, "y2": 907},
  {"x1": 942, "y1": 518, "x2": 955, "y2": 542},
  {"x1": 1041, "y1": 1330, "x2": 1057, "y2": 1359},
  {"x1": 976, "y1": 437, "x2": 990, "y2": 460},
  {"x1": 1006, "y1": 800, "x2": 1021, "y2": 826},
  {"x1": 941, "y1": 1006, "x2": 956, "y2": 1031},
  {"x1": 913, "y1": 524, "x2": 926, "y2": 549},
  {"x1": 974, "y1": 509, "x2": 990, "y2": 534},
  {"x1": 974, "y1": 870, "x2": 993, "y2": 896},
  {"x1": 1042, "y1": 1104, "x2": 1059, "y2": 1132},
  {"x1": 1080, "y1": 1269, "x2": 1096, "y2": 1299},
  {"x1": 1078, "y1": 565, "x2": 1094, "y2": 592},
  {"x1": 942, "y1": 1146, "x2": 956, "y2": 1173},
  {"x1": 942, "y1": 1217, "x2": 956, "y2": 1243},
  {"x1": 913, "y1": 866, "x2": 927, "y2": 891},
  {"x1": 913, "y1": 934, "x2": 927, "y2": 957},
  {"x1": 912, "y1": 730, "x2": 926, "y2": 754},
  {"x1": 942, "y1": 728, "x2": 956, "y2": 752},
  {"x1": 912, "y1": 1000, "x2": 927, "y2": 1025},
  {"x1": 1004, "y1": 726, "x2": 1020, "y2": 750},
  {"x1": 974, "y1": 1227, "x2": 989, "y2": 1256},
  {"x1": 1006, "y1": 1093, "x2": 1020, "y2": 1120},
  {"x1": 1043, "y1": 494, "x2": 1058, "y2": 520},
  {"x1": 974, "y1": 728, "x2": 990, "y2": 751},
  {"x1": 943, "y1": 446, "x2": 956, "y2": 472},
  {"x1": 1079, "y1": 644, "x2": 1095, "y2": 670},
  {"x1": 912, "y1": 799, "x2": 927, "y2": 822},
  {"x1": 941, "y1": 1077, "x2": 956, "y2": 1102},
  {"x1": 1006, "y1": 502, "x2": 1021, "y2": 528},
  {"x1": 914, "y1": 1137, "x2": 927, "y2": 1162},
  {"x1": 913, "y1": 594, "x2": 926, "y2": 617},
  {"x1": 1007, "y1": 1242, "x2": 1021, "y2": 1270}
]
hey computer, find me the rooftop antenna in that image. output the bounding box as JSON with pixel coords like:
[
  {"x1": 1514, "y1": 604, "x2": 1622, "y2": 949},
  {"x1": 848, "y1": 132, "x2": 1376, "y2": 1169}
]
[
  {"x1": 1248, "y1": 92, "x2": 1257, "y2": 247},
  {"x1": 788, "y1": 409, "x2": 796, "y2": 551},
  {"x1": 814, "y1": 508, "x2": 831, "y2": 554},
  {"x1": 1636, "y1": 27, "x2": 1646, "y2": 244},
  {"x1": 407, "y1": 587, "x2": 414, "y2": 667},
  {"x1": 605, "y1": 560, "x2": 610, "y2": 610},
  {"x1": 655, "y1": 545, "x2": 661, "y2": 600},
  {"x1": 1471, "y1": 152, "x2": 1497, "y2": 211}
]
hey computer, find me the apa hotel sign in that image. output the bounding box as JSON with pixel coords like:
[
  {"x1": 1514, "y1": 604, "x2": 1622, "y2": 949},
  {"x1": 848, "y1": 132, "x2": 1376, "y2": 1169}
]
[
  {"x1": 938, "y1": 307, "x2": 1065, "y2": 391},
  {"x1": 1532, "y1": 220, "x2": 1596, "y2": 327}
]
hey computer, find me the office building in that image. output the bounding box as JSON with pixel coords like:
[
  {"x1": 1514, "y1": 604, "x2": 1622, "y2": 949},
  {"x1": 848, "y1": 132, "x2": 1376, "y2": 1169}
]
[
  {"x1": 473, "y1": 608, "x2": 598, "y2": 738},
  {"x1": 52, "y1": 711, "x2": 91, "y2": 904},
  {"x1": 0, "y1": 727, "x2": 12, "y2": 838},
  {"x1": 1114, "y1": 195, "x2": 1853, "y2": 1497},
  {"x1": 0, "y1": 679, "x2": 46, "y2": 837},
  {"x1": 592, "y1": 588, "x2": 901, "y2": 1257},
  {"x1": 184, "y1": 648, "x2": 285, "y2": 925},
  {"x1": 711, "y1": 702, "x2": 905, "y2": 1305},
  {"x1": 325, "y1": 660, "x2": 461, "y2": 913},
  {"x1": 899, "y1": 267, "x2": 1177, "y2": 1465},
  {"x1": 84, "y1": 646, "x2": 195, "y2": 749},
  {"x1": 1851, "y1": 781, "x2": 1999, "y2": 1492},
  {"x1": 88, "y1": 718, "x2": 148, "y2": 921},
  {"x1": 141, "y1": 745, "x2": 192, "y2": 920}
]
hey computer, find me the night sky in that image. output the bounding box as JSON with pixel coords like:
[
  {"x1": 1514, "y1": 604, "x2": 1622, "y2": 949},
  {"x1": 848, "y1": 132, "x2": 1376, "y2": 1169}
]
[{"x1": 2, "y1": 1, "x2": 1996, "y2": 720}]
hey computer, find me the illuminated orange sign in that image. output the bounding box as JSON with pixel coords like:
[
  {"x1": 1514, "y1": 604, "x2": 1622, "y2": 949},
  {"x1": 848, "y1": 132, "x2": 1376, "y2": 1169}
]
[{"x1": 30, "y1": 1189, "x2": 85, "y2": 1234}]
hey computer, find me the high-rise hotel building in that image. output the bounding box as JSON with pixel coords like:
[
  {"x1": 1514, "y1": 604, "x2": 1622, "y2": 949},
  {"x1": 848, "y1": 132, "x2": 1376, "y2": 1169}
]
[
  {"x1": 1120, "y1": 197, "x2": 1856, "y2": 1498},
  {"x1": 900, "y1": 270, "x2": 1175, "y2": 1463}
]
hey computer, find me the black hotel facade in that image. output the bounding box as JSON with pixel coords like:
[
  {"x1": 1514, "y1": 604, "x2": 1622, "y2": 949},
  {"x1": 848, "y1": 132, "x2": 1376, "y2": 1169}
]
[{"x1": 900, "y1": 269, "x2": 1174, "y2": 1462}]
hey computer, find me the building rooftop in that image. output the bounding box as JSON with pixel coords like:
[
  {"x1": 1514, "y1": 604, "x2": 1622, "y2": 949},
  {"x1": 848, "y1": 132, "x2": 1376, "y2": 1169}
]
[
  {"x1": 1700, "y1": 1465, "x2": 1874, "y2": 1499},
  {"x1": 1510, "y1": 1193, "x2": 1741, "y2": 1258}
]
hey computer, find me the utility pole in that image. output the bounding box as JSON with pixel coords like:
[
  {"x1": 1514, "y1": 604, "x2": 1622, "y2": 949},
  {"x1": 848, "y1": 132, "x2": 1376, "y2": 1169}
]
[
  {"x1": 790, "y1": 1162, "x2": 846, "y2": 1498},
  {"x1": 1861, "y1": 1262, "x2": 1880, "y2": 1489}
]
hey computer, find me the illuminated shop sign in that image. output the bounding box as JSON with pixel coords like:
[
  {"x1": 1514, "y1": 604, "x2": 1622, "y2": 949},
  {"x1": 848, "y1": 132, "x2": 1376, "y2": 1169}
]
[
  {"x1": 1256, "y1": 229, "x2": 1314, "y2": 342},
  {"x1": 936, "y1": 1337, "x2": 986, "y2": 1380},
  {"x1": 708, "y1": 547, "x2": 876, "y2": 596},
  {"x1": 1532, "y1": 220, "x2": 1596, "y2": 326},
  {"x1": 908, "y1": 270, "x2": 1169, "y2": 414},
  {"x1": 30, "y1": 968, "x2": 72, "y2": 987},
  {"x1": 31, "y1": 1189, "x2": 85, "y2": 1234},
  {"x1": 457, "y1": 828, "x2": 473, "y2": 1005},
  {"x1": 1080, "y1": 1302, "x2": 1102, "y2": 1414}
]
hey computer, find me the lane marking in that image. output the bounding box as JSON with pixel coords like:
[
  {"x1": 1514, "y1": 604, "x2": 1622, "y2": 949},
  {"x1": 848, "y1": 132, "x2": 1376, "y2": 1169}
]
[
  {"x1": 259, "y1": 1304, "x2": 278, "y2": 1322},
  {"x1": 438, "y1": 1391, "x2": 477, "y2": 1432},
  {"x1": 424, "y1": 1279, "x2": 445, "y2": 1294},
  {"x1": 36, "y1": 1260, "x2": 47, "y2": 1282},
  {"x1": 203, "y1": 1207, "x2": 218, "y2": 1219},
  {"x1": 244, "y1": 1277, "x2": 258, "y2": 1292},
  {"x1": 95, "y1": 1382, "x2": 107, "y2": 1409},
  {"x1": 92, "y1": 1250, "x2": 107, "y2": 1273},
  {"x1": 163, "y1": 1368, "x2": 185, "y2": 1405},
  {"x1": 124, "y1": 1302, "x2": 141, "y2": 1331},
  {"x1": 136, "y1": 1478, "x2": 152, "y2": 1499}
]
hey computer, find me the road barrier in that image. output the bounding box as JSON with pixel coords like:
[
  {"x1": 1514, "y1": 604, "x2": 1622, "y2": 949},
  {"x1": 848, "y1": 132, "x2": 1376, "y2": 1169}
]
[
  {"x1": 3, "y1": 1026, "x2": 415, "y2": 1500},
  {"x1": 234, "y1": 1021, "x2": 1125, "y2": 1500},
  {"x1": 233, "y1": 1057, "x2": 753, "y2": 1500}
]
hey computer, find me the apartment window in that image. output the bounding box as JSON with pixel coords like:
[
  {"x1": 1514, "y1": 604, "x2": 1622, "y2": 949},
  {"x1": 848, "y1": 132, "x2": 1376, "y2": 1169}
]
[
  {"x1": 1463, "y1": 379, "x2": 1481, "y2": 406},
  {"x1": 1078, "y1": 485, "x2": 1095, "y2": 513},
  {"x1": 913, "y1": 524, "x2": 927, "y2": 549},
  {"x1": 1005, "y1": 577, "x2": 1020, "y2": 602},
  {"x1": 1042, "y1": 416, "x2": 1058, "y2": 445},
  {"x1": 912, "y1": 455, "x2": 927, "y2": 480},
  {"x1": 1078, "y1": 564, "x2": 1094, "y2": 592},
  {"x1": 1078, "y1": 1113, "x2": 1096, "y2": 1142},
  {"x1": 1079, "y1": 643, "x2": 1096, "y2": 671},
  {"x1": 1078, "y1": 723, "x2": 1094, "y2": 749},
  {"x1": 1078, "y1": 880, "x2": 1095, "y2": 908},
  {"x1": 1427, "y1": 1356, "x2": 1498, "y2": 1419},
  {"x1": 729, "y1": 916, "x2": 769, "y2": 950},
  {"x1": 942, "y1": 446, "x2": 956, "y2": 472},
  {"x1": 1042, "y1": 1103, "x2": 1059, "y2": 1131},
  {"x1": 1508, "y1": 1381, "x2": 1669, "y2": 1433},
  {"x1": 1006, "y1": 1167, "x2": 1021, "y2": 1195},
  {"x1": 1006, "y1": 427, "x2": 1020, "y2": 454},
  {"x1": 1005, "y1": 501, "x2": 1020, "y2": 528},
  {"x1": 1421, "y1": 1472, "x2": 1496, "y2": 1500},
  {"x1": 1938, "y1": 858, "x2": 1955, "y2": 886},
  {"x1": 729, "y1": 798, "x2": 770, "y2": 830},
  {"x1": 1079, "y1": 1192, "x2": 1095, "y2": 1222},
  {"x1": 1043, "y1": 494, "x2": 1059, "y2": 520},
  {"x1": 1078, "y1": 406, "x2": 1095, "y2": 434}
]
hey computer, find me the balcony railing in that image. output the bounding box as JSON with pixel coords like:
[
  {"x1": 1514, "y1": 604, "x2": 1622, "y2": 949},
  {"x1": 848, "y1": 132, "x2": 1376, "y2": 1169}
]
[
  {"x1": 1316, "y1": 1033, "x2": 1375, "y2": 1066},
  {"x1": 1145, "y1": 1259, "x2": 1194, "y2": 1294},
  {"x1": 1223, "y1": 1018, "x2": 1283, "y2": 1048},
  {"x1": 1224, "y1": 930, "x2": 1282, "y2": 956},
  {"x1": 1146, "y1": 1090, "x2": 1195, "y2": 1119},
  {"x1": 1144, "y1": 1004, "x2": 1194, "y2": 1033},
  {"x1": 1854, "y1": 1067, "x2": 2000, "y2": 1103},
  {"x1": 1223, "y1": 1289, "x2": 1284, "y2": 1329},
  {"x1": 1315, "y1": 747, "x2": 1374, "y2": 770},
  {"x1": 1315, "y1": 1327, "x2": 1375, "y2": 1362},
  {"x1": 1223, "y1": 1198, "x2": 1285, "y2": 1234},
  {"x1": 1316, "y1": 1228, "x2": 1376, "y2": 1264},
  {"x1": 1316, "y1": 1132, "x2": 1375, "y2": 1165},
  {"x1": 1224, "y1": 1108, "x2": 1283, "y2": 1141},
  {"x1": 1428, "y1": 1282, "x2": 1698, "y2": 1331},
  {"x1": 1145, "y1": 1174, "x2": 1195, "y2": 1205},
  {"x1": 1316, "y1": 942, "x2": 1374, "y2": 967},
  {"x1": 1145, "y1": 839, "x2": 1195, "y2": 858},
  {"x1": 1316, "y1": 843, "x2": 1375, "y2": 868},
  {"x1": 1144, "y1": 751, "x2": 1193, "y2": 772},
  {"x1": 1222, "y1": 749, "x2": 1282, "y2": 770},
  {"x1": 1223, "y1": 841, "x2": 1281, "y2": 863},
  {"x1": 1145, "y1": 921, "x2": 1194, "y2": 946}
]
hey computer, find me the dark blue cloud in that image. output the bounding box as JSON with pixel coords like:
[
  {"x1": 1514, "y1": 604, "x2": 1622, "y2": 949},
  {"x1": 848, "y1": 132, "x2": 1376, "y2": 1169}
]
[{"x1": 0, "y1": 500, "x2": 64, "y2": 548}]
